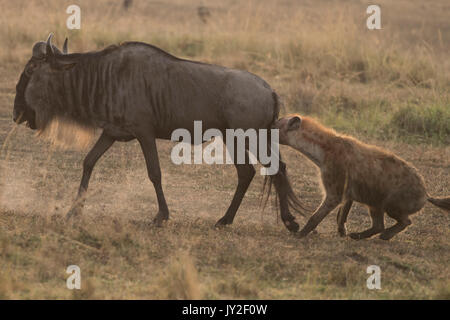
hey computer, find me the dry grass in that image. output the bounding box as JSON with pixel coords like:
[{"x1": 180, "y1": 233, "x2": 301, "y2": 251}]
[
  {"x1": 0, "y1": 138, "x2": 448, "y2": 299},
  {"x1": 0, "y1": 0, "x2": 448, "y2": 299}
]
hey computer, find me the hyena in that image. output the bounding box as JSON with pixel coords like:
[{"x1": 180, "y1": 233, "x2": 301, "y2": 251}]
[{"x1": 274, "y1": 114, "x2": 450, "y2": 240}]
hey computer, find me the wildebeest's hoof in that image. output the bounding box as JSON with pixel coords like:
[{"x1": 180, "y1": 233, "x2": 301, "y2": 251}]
[
  {"x1": 284, "y1": 219, "x2": 299, "y2": 233},
  {"x1": 214, "y1": 217, "x2": 232, "y2": 228},
  {"x1": 66, "y1": 206, "x2": 82, "y2": 220},
  {"x1": 153, "y1": 218, "x2": 167, "y2": 227},
  {"x1": 338, "y1": 227, "x2": 347, "y2": 237},
  {"x1": 153, "y1": 212, "x2": 169, "y2": 227}
]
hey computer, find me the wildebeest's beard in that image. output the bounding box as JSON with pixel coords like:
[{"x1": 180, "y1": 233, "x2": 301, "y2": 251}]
[
  {"x1": 29, "y1": 75, "x2": 97, "y2": 151},
  {"x1": 36, "y1": 116, "x2": 96, "y2": 151}
]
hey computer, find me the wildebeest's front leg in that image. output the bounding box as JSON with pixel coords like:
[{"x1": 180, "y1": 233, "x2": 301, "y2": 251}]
[
  {"x1": 297, "y1": 196, "x2": 340, "y2": 237},
  {"x1": 136, "y1": 132, "x2": 169, "y2": 226},
  {"x1": 66, "y1": 131, "x2": 115, "y2": 219}
]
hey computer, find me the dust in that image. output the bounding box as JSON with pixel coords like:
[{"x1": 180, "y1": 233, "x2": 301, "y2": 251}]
[
  {"x1": 0, "y1": 161, "x2": 40, "y2": 213},
  {"x1": 0, "y1": 157, "x2": 70, "y2": 215}
]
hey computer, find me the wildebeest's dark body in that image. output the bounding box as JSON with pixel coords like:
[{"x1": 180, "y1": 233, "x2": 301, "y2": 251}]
[{"x1": 13, "y1": 34, "x2": 306, "y2": 232}]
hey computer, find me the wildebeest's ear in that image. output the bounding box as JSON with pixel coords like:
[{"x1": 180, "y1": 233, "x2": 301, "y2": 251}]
[
  {"x1": 62, "y1": 38, "x2": 68, "y2": 54},
  {"x1": 287, "y1": 116, "x2": 301, "y2": 131},
  {"x1": 32, "y1": 41, "x2": 47, "y2": 59}
]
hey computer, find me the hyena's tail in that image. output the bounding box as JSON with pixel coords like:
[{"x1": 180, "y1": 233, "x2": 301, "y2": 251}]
[{"x1": 428, "y1": 197, "x2": 450, "y2": 212}]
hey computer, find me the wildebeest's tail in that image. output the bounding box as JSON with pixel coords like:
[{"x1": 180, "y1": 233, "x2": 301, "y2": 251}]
[
  {"x1": 261, "y1": 91, "x2": 311, "y2": 218},
  {"x1": 428, "y1": 196, "x2": 450, "y2": 212},
  {"x1": 261, "y1": 171, "x2": 310, "y2": 217},
  {"x1": 271, "y1": 91, "x2": 281, "y2": 123}
]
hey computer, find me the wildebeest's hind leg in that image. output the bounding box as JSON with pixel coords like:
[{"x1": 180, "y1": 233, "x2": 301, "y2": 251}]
[
  {"x1": 349, "y1": 207, "x2": 385, "y2": 240},
  {"x1": 66, "y1": 131, "x2": 115, "y2": 219},
  {"x1": 135, "y1": 132, "x2": 169, "y2": 226},
  {"x1": 215, "y1": 162, "x2": 256, "y2": 227},
  {"x1": 337, "y1": 200, "x2": 353, "y2": 236},
  {"x1": 215, "y1": 135, "x2": 256, "y2": 227}
]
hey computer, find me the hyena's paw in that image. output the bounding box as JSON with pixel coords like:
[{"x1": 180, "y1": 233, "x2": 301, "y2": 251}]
[
  {"x1": 338, "y1": 226, "x2": 347, "y2": 237},
  {"x1": 378, "y1": 232, "x2": 394, "y2": 241},
  {"x1": 349, "y1": 232, "x2": 363, "y2": 240},
  {"x1": 284, "y1": 219, "x2": 300, "y2": 233}
]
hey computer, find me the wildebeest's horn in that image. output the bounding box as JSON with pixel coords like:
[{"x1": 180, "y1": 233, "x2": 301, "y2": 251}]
[
  {"x1": 63, "y1": 38, "x2": 68, "y2": 54},
  {"x1": 46, "y1": 33, "x2": 55, "y2": 57}
]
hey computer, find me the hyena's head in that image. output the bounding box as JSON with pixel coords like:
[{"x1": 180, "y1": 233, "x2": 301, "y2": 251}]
[{"x1": 273, "y1": 115, "x2": 302, "y2": 146}]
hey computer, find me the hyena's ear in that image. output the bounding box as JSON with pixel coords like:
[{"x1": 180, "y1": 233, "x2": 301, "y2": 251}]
[{"x1": 287, "y1": 116, "x2": 301, "y2": 131}]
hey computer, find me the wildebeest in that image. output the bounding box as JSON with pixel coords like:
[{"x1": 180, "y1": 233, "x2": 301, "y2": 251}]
[
  {"x1": 274, "y1": 114, "x2": 450, "y2": 240},
  {"x1": 13, "y1": 34, "x2": 307, "y2": 232}
]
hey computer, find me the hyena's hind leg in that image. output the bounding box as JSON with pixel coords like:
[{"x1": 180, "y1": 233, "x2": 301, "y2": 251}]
[
  {"x1": 379, "y1": 211, "x2": 411, "y2": 240},
  {"x1": 337, "y1": 200, "x2": 353, "y2": 237},
  {"x1": 349, "y1": 207, "x2": 385, "y2": 240}
]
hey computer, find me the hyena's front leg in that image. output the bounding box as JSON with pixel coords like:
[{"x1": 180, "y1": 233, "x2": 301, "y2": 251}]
[
  {"x1": 337, "y1": 200, "x2": 353, "y2": 236},
  {"x1": 298, "y1": 196, "x2": 340, "y2": 238}
]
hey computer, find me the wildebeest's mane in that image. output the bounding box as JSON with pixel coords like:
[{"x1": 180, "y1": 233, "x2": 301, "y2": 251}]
[
  {"x1": 53, "y1": 44, "x2": 120, "y2": 62},
  {"x1": 53, "y1": 42, "x2": 224, "y2": 72},
  {"x1": 68, "y1": 41, "x2": 220, "y2": 67},
  {"x1": 120, "y1": 41, "x2": 216, "y2": 66}
]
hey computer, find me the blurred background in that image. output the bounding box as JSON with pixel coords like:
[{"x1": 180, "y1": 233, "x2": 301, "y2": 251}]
[{"x1": 0, "y1": 0, "x2": 449, "y2": 144}]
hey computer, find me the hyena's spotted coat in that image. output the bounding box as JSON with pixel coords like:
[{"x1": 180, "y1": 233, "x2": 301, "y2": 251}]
[{"x1": 274, "y1": 114, "x2": 450, "y2": 240}]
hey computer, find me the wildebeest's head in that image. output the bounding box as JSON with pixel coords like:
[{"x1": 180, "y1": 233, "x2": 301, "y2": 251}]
[{"x1": 13, "y1": 34, "x2": 72, "y2": 130}]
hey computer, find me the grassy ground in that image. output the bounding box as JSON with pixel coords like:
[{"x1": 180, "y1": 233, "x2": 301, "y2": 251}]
[{"x1": 0, "y1": 0, "x2": 449, "y2": 299}]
